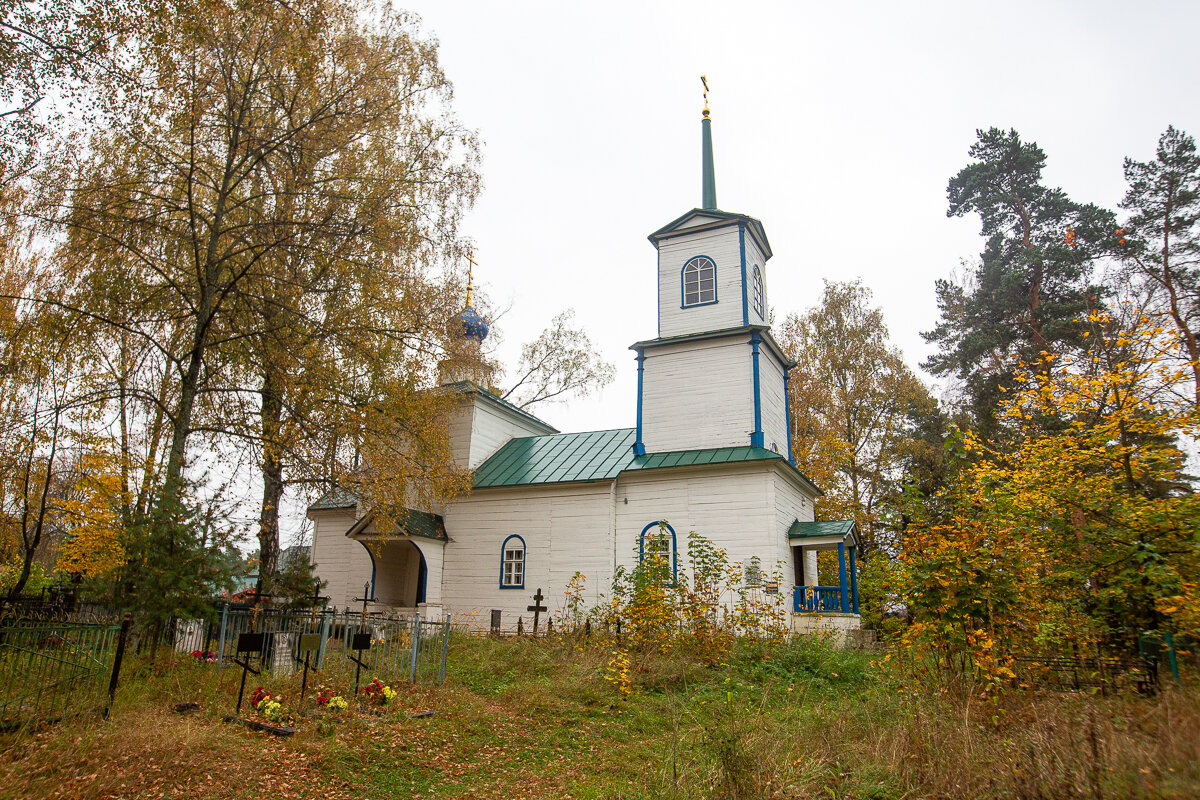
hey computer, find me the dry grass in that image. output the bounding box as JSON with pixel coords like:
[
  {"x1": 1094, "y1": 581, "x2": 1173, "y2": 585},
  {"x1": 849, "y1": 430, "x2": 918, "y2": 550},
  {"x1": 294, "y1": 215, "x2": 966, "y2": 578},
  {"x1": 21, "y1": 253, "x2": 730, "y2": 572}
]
[{"x1": 0, "y1": 635, "x2": 1196, "y2": 799}]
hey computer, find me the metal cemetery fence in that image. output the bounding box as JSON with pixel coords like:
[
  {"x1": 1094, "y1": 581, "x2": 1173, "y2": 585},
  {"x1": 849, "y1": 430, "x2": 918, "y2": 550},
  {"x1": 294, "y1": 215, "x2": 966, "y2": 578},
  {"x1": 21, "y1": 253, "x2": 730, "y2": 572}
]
[
  {"x1": 174, "y1": 607, "x2": 449, "y2": 684},
  {"x1": 0, "y1": 618, "x2": 127, "y2": 726}
]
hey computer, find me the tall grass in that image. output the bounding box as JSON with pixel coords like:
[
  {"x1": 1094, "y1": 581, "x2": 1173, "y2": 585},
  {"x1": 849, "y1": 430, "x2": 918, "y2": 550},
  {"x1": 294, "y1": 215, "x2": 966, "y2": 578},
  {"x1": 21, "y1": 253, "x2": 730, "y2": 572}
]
[{"x1": 0, "y1": 633, "x2": 1194, "y2": 799}]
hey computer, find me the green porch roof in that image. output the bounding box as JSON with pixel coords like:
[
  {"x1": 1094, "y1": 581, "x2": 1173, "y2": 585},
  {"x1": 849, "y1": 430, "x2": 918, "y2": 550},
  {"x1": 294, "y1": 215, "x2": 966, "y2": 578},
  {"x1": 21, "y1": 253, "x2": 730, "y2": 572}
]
[
  {"x1": 787, "y1": 520, "x2": 857, "y2": 540},
  {"x1": 348, "y1": 508, "x2": 447, "y2": 541},
  {"x1": 472, "y1": 429, "x2": 803, "y2": 489}
]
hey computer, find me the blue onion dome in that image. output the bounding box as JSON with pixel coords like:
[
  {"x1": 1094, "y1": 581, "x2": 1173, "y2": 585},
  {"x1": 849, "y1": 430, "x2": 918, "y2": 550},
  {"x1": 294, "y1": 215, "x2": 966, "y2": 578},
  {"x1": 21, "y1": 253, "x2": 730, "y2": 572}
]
[{"x1": 457, "y1": 305, "x2": 489, "y2": 342}]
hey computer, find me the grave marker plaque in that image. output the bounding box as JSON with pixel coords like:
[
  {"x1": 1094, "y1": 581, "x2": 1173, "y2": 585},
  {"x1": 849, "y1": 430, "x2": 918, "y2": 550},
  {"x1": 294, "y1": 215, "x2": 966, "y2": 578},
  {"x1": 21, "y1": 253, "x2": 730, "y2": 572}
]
[{"x1": 293, "y1": 633, "x2": 323, "y2": 701}]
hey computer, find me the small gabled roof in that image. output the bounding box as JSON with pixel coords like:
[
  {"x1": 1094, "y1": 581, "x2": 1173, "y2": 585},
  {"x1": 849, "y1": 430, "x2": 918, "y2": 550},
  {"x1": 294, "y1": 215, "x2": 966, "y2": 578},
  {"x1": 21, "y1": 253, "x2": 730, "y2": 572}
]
[
  {"x1": 788, "y1": 520, "x2": 858, "y2": 545},
  {"x1": 347, "y1": 508, "x2": 447, "y2": 542},
  {"x1": 443, "y1": 380, "x2": 558, "y2": 434},
  {"x1": 648, "y1": 208, "x2": 773, "y2": 260},
  {"x1": 308, "y1": 487, "x2": 358, "y2": 512}
]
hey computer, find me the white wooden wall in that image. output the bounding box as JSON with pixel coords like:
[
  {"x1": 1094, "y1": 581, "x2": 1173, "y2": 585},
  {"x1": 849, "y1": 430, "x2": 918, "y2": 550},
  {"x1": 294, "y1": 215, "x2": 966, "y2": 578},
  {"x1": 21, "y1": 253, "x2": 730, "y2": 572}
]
[
  {"x1": 467, "y1": 396, "x2": 554, "y2": 469},
  {"x1": 771, "y1": 465, "x2": 818, "y2": 584},
  {"x1": 657, "y1": 223, "x2": 745, "y2": 338},
  {"x1": 614, "y1": 465, "x2": 777, "y2": 585},
  {"x1": 641, "y1": 335, "x2": 754, "y2": 452},
  {"x1": 308, "y1": 508, "x2": 373, "y2": 611},
  {"x1": 440, "y1": 481, "x2": 616, "y2": 630},
  {"x1": 759, "y1": 348, "x2": 789, "y2": 456}
]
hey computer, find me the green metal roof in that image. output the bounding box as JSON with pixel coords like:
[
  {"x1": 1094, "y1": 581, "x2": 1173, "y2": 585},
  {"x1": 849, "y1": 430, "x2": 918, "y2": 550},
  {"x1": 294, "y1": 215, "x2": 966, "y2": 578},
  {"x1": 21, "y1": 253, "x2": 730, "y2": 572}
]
[
  {"x1": 308, "y1": 487, "x2": 358, "y2": 511},
  {"x1": 628, "y1": 446, "x2": 783, "y2": 471},
  {"x1": 472, "y1": 429, "x2": 637, "y2": 488},
  {"x1": 787, "y1": 520, "x2": 856, "y2": 540},
  {"x1": 472, "y1": 430, "x2": 802, "y2": 489},
  {"x1": 348, "y1": 508, "x2": 447, "y2": 541}
]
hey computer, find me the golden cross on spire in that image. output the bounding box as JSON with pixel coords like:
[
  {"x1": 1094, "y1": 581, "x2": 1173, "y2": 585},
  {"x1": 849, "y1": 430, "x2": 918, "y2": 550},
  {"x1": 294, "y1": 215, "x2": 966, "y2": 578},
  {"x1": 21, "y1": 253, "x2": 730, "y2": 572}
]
[
  {"x1": 465, "y1": 252, "x2": 477, "y2": 306},
  {"x1": 701, "y1": 75, "x2": 710, "y2": 118}
]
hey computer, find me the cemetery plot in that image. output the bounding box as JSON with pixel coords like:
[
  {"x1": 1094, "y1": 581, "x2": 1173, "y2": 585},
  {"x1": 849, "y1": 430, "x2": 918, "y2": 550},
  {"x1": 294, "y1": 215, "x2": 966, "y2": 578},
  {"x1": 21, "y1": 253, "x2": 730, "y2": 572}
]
[{"x1": 0, "y1": 619, "x2": 126, "y2": 727}]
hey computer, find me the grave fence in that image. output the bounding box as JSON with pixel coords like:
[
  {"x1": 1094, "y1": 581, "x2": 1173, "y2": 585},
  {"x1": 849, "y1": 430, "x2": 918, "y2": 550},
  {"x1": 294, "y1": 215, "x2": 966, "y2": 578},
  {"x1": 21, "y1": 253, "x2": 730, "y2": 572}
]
[
  {"x1": 174, "y1": 606, "x2": 449, "y2": 684},
  {"x1": 0, "y1": 617, "x2": 129, "y2": 728}
]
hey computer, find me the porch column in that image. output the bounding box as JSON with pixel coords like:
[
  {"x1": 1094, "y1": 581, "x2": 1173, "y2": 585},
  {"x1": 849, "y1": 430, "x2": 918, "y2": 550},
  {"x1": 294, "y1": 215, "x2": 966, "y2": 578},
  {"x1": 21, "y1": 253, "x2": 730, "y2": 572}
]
[
  {"x1": 849, "y1": 546, "x2": 859, "y2": 615},
  {"x1": 837, "y1": 542, "x2": 849, "y2": 613}
]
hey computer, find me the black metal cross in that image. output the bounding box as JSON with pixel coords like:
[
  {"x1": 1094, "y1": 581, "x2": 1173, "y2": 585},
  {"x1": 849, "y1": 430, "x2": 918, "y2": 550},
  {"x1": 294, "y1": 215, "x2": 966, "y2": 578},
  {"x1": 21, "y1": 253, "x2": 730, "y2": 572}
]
[{"x1": 527, "y1": 588, "x2": 548, "y2": 634}]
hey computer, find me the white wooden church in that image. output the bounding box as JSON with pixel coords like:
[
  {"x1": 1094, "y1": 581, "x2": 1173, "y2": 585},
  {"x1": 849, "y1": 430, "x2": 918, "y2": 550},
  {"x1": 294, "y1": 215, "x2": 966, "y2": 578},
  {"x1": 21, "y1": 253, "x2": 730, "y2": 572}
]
[{"x1": 308, "y1": 100, "x2": 861, "y2": 634}]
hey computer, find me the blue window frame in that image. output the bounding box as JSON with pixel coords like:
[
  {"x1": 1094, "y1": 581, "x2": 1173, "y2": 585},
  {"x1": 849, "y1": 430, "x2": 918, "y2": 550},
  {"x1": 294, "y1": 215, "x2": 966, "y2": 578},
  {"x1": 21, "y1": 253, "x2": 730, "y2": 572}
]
[
  {"x1": 751, "y1": 265, "x2": 764, "y2": 319},
  {"x1": 681, "y1": 256, "x2": 717, "y2": 307},
  {"x1": 638, "y1": 521, "x2": 677, "y2": 583},
  {"x1": 499, "y1": 534, "x2": 525, "y2": 589}
]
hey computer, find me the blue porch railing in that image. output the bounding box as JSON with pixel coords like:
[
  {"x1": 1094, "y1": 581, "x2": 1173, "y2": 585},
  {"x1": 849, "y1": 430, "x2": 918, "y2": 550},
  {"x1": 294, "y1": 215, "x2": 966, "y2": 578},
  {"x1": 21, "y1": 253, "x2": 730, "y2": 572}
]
[{"x1": 793, "y1": 585, "x2": 844, "y2": 613}]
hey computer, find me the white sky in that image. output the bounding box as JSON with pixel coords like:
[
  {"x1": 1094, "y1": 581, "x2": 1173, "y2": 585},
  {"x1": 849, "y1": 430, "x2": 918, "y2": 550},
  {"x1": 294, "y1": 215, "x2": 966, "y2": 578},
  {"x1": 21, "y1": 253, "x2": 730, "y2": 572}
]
[{"x1": 398, "y1": 0, "x2": 1200, "y2": 436}]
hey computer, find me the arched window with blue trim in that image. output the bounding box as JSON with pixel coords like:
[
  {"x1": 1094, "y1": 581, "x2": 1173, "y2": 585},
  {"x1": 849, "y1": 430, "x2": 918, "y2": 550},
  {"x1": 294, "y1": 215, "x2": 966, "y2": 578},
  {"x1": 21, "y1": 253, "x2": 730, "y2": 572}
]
[
  {"x1": 500, "y1": 535, "x2": 525, "y2": 589},
  {"x1": 639, "y1": 521, "x2": 677, "y2": 584},
  {"x1": 751, "y1": 265, "x2": 764, "y2": 319},
  {"x1": 681, "y1": 256, "x2": 717, "y2": 307}
]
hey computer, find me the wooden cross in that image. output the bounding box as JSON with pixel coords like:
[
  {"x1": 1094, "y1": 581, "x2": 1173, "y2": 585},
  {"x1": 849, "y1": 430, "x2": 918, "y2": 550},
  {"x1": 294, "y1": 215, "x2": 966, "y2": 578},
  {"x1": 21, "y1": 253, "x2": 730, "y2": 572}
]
[
  {"x1": 527, "y1": 588, "x2": 548, "y2": 634},
  {"x1": 309, "y1": 579, "x2": 329, "y2": 610}
]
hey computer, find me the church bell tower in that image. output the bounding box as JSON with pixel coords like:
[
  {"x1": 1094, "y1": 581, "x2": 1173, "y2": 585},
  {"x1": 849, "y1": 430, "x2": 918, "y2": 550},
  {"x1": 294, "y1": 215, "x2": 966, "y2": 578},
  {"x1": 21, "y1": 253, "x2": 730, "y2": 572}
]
[{"x1": 631, "y1": 79, "x2": 794, "y2": 462}]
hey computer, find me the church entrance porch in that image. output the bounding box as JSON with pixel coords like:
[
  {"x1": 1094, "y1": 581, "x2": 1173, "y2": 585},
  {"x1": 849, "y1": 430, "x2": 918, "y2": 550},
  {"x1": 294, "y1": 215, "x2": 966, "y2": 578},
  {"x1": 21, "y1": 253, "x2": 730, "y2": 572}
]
[
  {"x1": 787, "y1": 520, "x2": 860, "y2": 634},
  {"x1": 351, "y1": 536, "x2": 428, "y2": 611}
]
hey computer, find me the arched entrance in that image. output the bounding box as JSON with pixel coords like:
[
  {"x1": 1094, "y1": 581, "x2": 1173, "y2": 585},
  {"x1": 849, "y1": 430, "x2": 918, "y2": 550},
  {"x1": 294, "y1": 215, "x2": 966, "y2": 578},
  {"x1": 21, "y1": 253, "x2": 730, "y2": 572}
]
[{"x1": 356, "y1": 538, "x2": 428, "y2": 609}]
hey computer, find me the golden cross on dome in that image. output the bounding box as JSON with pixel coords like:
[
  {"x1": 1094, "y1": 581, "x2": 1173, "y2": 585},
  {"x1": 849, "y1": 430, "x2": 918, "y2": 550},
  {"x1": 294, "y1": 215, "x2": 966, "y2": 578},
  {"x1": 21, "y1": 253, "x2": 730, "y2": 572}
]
[
  {"x1": 465, "y1": 252, "x2": 477, "y2": 306},
  {"x1": 701, "y1": 75, "x2": 710, "y2": 118}
]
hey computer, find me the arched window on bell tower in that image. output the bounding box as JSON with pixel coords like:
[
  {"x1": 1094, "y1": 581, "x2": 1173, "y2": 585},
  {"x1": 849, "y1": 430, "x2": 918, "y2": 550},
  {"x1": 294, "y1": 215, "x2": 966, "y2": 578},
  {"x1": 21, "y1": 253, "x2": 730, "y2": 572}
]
[
  {"x1": 682, "y1": 256, "x2": 717, "y2": 307},
  {"x1": 751, "y1": 264, "x2": 764, "y2": 320}
]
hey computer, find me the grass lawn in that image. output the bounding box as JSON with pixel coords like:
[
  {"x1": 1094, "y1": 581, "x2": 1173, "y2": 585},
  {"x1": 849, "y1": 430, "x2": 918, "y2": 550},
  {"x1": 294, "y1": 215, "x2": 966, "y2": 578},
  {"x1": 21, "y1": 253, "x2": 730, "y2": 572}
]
[{"x1": 1, "y1": 633, "x2": 1197, "y2": 799}]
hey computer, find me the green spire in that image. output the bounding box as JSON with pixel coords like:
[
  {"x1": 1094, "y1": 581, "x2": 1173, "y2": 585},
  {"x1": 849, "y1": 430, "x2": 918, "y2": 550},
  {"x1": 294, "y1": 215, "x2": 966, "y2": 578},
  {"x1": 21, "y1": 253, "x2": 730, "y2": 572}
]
[
  {"x1": 701, "y1": 112, "x2": 717, "y2": 210},
  {"x1": 699, "y1": 76, "x2": 717, "y2": 210}
]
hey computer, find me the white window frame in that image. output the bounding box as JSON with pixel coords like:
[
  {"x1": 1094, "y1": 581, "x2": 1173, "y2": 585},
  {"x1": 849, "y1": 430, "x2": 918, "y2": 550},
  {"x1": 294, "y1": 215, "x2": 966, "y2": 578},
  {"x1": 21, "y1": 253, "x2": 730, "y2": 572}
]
[
  {"x1": 682, "y1": 257, "x2": 717, "y2": 307},
  {"x1": 500, "y1": 535, "x2": 525, "y2": 589},
  {"x1": 752, "y1": 265, "x2": 764, "y2": 319}
]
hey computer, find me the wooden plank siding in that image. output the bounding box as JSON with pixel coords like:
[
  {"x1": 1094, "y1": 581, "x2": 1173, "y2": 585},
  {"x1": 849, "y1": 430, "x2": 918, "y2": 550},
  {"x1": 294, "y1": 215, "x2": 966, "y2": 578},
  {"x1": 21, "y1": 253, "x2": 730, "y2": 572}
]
[
  {"x1": 614, "y1": 465, "x2": 777, "y2": 584},
  {"x1": 759, "y1": 347, "x2": 789, "y2": 456},
  {"x1": 467, "y1": 396, "x2": 554, "y2": 469},
  {"x1": 641, "y1": 335, "x2": 755, "y2": 452},
  {"x1": 657, "y1": 223, "x2": 745, "y2": 338},
  {"x1": 308, "y1": 508, "x2": 373, "y2": 611},
  {"x1": 440, "y1": 482, "x2": 616, "y2": 629}
]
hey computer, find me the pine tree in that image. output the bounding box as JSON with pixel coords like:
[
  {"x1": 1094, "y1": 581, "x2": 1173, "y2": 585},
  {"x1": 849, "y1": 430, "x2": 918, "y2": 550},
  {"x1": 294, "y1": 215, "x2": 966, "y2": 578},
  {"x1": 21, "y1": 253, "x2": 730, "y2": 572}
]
[
  {"x1": 924, "y1": 128, "x2": 1118, "y2": 433},
  {"x1": 1119, "y1": 125, "x2": 1200, "y2": 406}
]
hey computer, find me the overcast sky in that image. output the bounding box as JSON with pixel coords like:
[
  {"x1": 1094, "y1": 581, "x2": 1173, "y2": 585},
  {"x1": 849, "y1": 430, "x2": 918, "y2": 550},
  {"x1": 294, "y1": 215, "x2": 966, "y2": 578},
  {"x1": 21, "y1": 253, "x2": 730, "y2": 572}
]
[{"x1": 388, "y1": 0, "x2": 1200, "y2": 437}]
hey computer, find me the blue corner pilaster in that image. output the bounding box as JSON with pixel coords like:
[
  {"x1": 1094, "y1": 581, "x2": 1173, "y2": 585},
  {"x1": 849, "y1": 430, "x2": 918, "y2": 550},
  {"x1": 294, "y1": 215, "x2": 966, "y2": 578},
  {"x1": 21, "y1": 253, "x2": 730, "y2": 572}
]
[
  {"x1": 633, "y1": 349, "x2": 646, "y2": 456},
  {"x1": 783, "y1": 366, "x2": 794, "y2": 465},
  {"x1": 837, "y1": 542, "x2": 849, "y2": 613},
  {"x1": 750, "y1": 333, "x2": 763, "y2": 448},
  {"x1": 849, "y1": 546, "x2": 859, "y2": 615}
]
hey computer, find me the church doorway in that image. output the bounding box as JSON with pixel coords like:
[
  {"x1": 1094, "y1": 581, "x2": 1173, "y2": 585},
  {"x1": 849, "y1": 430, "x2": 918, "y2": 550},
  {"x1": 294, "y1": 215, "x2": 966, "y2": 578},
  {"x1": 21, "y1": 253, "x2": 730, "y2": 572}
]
[{"x1": 356, "y1": 538, "x2": 427, "y2": 609}]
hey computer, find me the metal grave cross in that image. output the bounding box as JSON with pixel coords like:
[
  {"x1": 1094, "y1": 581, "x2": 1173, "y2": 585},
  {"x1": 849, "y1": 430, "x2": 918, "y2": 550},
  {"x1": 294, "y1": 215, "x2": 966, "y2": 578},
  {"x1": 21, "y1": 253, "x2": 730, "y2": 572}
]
[{"x1": 527, "y1": 588, "x2": 548, "y2": 634}]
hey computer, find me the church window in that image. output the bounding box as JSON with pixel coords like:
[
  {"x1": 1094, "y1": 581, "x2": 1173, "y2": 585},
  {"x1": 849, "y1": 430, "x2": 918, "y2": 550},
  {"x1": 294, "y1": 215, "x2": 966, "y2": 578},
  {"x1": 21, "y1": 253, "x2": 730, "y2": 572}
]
[
  {"x1": 682, "y1": 256, "x2": 717, "y2": 307},
  {"x1": 500, "y1": 535, "x2": 525, "y2": 589},
  {"x1": 752, "y1": 265, "x2": 764, "y2": 319},
  {"x1": 639, "y1": 521, "x2": 677, "y2": 583}
]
